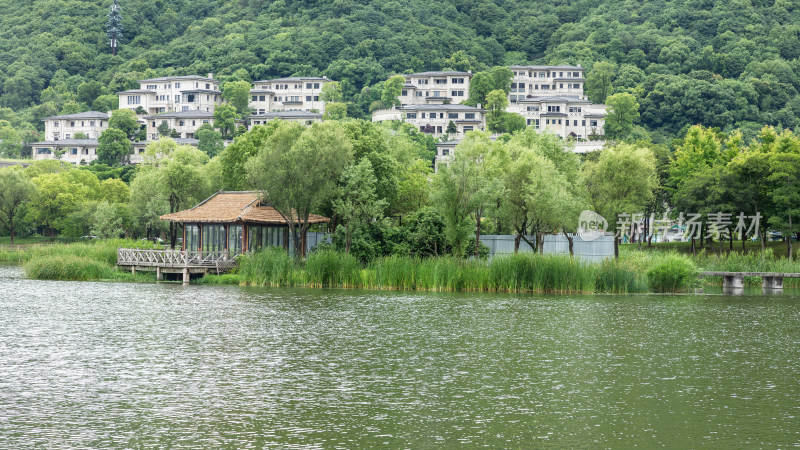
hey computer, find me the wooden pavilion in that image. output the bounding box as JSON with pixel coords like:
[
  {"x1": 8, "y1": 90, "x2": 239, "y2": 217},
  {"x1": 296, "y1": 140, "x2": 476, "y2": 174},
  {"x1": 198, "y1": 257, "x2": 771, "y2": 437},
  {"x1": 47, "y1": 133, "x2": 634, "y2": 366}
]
[{"x1": 160, "y1": 191, "x2": 329, "y2": 256}]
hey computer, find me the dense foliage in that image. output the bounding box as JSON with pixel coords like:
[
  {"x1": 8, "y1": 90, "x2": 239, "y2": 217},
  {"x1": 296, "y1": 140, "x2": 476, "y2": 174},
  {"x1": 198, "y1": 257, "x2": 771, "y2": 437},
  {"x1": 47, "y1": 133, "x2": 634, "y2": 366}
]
[{"x1": 2, "y1": 0, "x2": 800, "y2": 154}]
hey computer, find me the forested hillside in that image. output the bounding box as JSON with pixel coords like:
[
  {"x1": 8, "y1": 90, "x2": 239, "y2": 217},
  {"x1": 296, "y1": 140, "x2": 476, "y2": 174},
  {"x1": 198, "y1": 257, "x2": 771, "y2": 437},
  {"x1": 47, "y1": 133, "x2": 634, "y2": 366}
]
[{"x1": 2, "y1": 0, "x2": 800, "y2": 152}]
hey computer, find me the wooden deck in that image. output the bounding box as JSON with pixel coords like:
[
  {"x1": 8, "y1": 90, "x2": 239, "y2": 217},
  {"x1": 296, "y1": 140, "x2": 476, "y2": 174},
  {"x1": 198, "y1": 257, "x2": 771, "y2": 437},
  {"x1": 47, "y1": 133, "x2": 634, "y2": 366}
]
[
  {"x1": 700, "y1": 271, "x2": 800, "y2": 290},
  {"x1": 117, "y1": 248, "x2": 240, "y2": 283}
]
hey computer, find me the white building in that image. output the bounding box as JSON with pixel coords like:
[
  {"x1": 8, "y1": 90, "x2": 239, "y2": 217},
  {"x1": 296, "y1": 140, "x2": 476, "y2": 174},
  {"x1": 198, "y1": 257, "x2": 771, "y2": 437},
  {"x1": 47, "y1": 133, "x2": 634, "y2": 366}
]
[
  {"x1": 117, "y1": 75, "x2": 222, "y2": 115},
  {"x1": 32, "y1": 137, "x2": 202, "y2": 165},
  {"x1": 144, "y1": 110, "x2": 215, "y2": 140},
  {"x1": 507, "y1": 96, "x2": 607, "y2": 141},
  {"x1": 248, "y1": 77, "x2": 329, "y2": 114},
  {"x1": 42, "y1": 111, "x2": 109, "y2": 141},
  {"x1": 373, "y1": 104, "x2": 485, "y2": 138},
  {"x1": 397, "y1": 71, "x2": 472, "y2": 106},
  {"x1": 248, "y1": 111, "x2": 323, "y2": 130},
  {"x1": 509, "y1": 65, "x2": 586, "y2": 101}
]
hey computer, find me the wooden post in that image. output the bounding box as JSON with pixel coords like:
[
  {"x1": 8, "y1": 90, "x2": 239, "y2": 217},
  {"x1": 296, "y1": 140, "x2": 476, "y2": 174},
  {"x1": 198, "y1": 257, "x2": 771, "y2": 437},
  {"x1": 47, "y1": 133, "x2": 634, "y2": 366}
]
[
  {"x1": 182, "y1": 268, "x2": 190, "y2": 285},
  {"x1": 131, "y1": 266, "x2": 136, "y2": 275},
  {"x1": 156, "y1": 266, "x2": 163, "y2": 281}
]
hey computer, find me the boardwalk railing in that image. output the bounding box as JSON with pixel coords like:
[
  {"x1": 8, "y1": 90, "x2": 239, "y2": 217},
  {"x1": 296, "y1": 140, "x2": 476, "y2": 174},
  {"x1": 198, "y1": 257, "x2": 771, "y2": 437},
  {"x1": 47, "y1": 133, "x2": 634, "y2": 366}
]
[{"x1": 117, "y1": 248, "x2": 241, "y2": 274}]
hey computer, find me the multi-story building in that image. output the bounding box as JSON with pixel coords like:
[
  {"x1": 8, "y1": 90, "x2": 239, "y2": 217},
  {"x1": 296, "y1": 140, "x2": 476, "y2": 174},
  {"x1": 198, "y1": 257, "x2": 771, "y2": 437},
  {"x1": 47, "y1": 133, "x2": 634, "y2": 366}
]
[
  {"x1": 42, "y1": 112, "x2": 109, "y2": 141},
  {"x1": 248, "y1": 111, "x2": 323, "y2": 130},
  {"x1": 31, "y1": 137, "x2": 203, "y2": 165},
  {"x1": 507, "y1": 96, "x2": 606, "y2": 141},
  {"x1": 248, "y1": 77, "x2": 329, "y2": 114},
  {"x1": 397, "y1": 71, "x2": 471, "y2": 106},
  {"x1": 373, "y1": 104, "x2": 485, "y2": 138},
  {"x1": 144, "y1": 110, "x2": 215, "y2": 140},
  {"x1": 508, "y1": 65, "x2": 586, "y2": 101},
  {"x1": 117, "y1": 75, "x2": 222, "y2": 115},
  {"x1": 31, "y1": 139, "x2": 100, "y2": 165}
]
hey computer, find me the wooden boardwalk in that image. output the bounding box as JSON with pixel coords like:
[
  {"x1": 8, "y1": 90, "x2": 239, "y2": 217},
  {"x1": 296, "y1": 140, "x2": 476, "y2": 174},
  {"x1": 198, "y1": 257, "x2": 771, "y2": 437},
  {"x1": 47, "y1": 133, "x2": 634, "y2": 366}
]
[
  {"x1": 117, "y1": 248, "x2": 240, "y2": 283},
  {"x1": 700, "y1": 271, "x2": 800, "y2": 289}
]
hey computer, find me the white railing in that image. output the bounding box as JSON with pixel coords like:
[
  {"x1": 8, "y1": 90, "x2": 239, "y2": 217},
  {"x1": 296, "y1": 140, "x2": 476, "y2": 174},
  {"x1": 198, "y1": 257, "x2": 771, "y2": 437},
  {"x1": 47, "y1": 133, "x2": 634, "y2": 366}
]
[{"x1": 117, "y1": 248, "x2": 241, "y2": 273}]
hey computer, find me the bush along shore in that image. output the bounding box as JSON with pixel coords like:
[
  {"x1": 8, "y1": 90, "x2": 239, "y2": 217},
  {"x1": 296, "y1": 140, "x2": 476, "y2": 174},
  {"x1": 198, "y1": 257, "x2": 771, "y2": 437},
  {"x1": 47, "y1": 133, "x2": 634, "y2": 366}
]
[
  {"x1": 5, "y1": 239, "x2": 162, "y2": 283},
  {"x1": 11, "y1": 239, "x2": 800, "y2": 292}
]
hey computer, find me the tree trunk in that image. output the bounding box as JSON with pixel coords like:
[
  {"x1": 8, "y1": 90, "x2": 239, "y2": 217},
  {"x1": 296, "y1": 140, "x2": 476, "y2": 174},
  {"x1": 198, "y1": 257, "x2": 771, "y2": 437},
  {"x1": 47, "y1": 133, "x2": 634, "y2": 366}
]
[
  {"x1": 537, "y1": 232, "x2": 544, "y2": 254},
  {"x1": 691, "y1": 237, "x2": 696, "y2": 257},
  {"x1": 345, "y1": 225, "x2": 352, "y2": 254},
  {"x1": 475, "y1": 211, "x2": 481, "y2": 259},
  {"x1": 514, "y1": 233, "x2": 521, "y2": 253},
  {"x1": 699, "y1": 222, "x2": 704, "y2": 249},
  {"x1": 614, "y1": 236, "x2": 619, "y2": 259},
  {"x1": 8, "y1": 219, "x2": 14, "y2": 246},
  {"x1": 563, "y1": 228, "x2": 574, "y2": 257},
  {"x1": 760, "y1": 224, "x2": 766, "y2": 257},
  {"x1": 169, "y1": 222, "x2": 177, "y2": 249},
  {"x1": 788, "y1": 214, "x2": 793, "y2": 261}
]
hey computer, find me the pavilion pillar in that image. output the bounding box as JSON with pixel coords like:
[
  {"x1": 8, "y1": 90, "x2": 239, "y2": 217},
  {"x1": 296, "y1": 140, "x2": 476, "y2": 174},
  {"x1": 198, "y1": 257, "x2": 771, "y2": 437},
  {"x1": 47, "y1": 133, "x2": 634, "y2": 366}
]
[
  {"x1": 156, "y1": 266, "x2": 163, "y2": 281},
  {"x1": 182, "y1": 268, "x2": 190, "y2": 285}
]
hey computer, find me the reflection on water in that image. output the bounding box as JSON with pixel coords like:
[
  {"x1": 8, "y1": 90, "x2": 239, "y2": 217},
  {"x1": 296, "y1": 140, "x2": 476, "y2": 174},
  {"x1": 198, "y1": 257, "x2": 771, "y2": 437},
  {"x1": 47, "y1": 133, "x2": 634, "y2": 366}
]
[{"x1": 0, "y1": 265, "x2": 799, "y2": 447}]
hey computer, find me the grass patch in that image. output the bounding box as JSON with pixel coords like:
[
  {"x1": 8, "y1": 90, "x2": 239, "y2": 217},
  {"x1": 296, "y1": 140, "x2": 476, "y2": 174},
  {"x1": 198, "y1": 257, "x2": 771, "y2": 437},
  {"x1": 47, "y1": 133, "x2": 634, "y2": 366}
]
[
  {"x1": 196, "y1": 273, "x2": 242, "y2": 285},
  {"x1": 24, "y1": 255, "x2": 115, "y2": 281},
  {"x1": 647, "y1": 254, "x2": 699, "y2": 292}
]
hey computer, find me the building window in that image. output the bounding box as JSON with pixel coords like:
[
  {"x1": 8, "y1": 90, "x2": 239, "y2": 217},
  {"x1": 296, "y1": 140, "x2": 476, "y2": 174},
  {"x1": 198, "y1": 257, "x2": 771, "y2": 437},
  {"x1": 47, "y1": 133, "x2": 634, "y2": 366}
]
[
  {"x1": 127, "y1": 95, "x2": 141, "y2": 105},
  {"x1": 527, "y1": 106, "x2": 539, "y2": 112},
  {"x1": 70, "y1": 121, "x2": 75, "y2": 127},
  {"x1": 179, "y1": 120, "x2": 185, "y2": 126},
  {"x1": 573, "y1": 84, "x2": 580, "y2": 89},
  {"x1": 464, "y1": 113, "x2": 475, "y2": 119},
  {"x1": 314, "y1": 96, "x2": 319, "y2": 101},
  {"x1": 259, "y1": 95, "x2": 266, "y2": 101},
  {"x1": 65, "y1": 134, "x2": 71, "y2": 139},
  {"x1": 451, "y1": 90, "x2": 464, "y2": 97},
  {"x1": 463, "y1": 126, "x2": 473, "y2": 132},
  {"x1": 175, "y1": 83, "x2": 181, "y2": 88},
  {"x1": 442, "y1": 149, "x2": 449, "y2": 155},
  {"x1": 401, "y1": 90, "x2": 407, "y2": 96},
  {"x1": 54, "y1": 133, "x2": 60, "y2": 140},
  {"x1": 590, "y1": 120, "x2": 598, "y2": 127},
  {"x1": 314, "y1": 83, "x2": 320, "y2": 89},
  {"x1": 90, "y1": 121, "x2": 95, "y2": 126},
  {"x1": 252, "y1": 96, "x2": 257, "y2": 101},
  {"x1": 582, "y1": 120, "x2": 586, "y2": 126},
  {"x1": 418, "y1": 79, "x2": 428, "y2": 85},
  {"x1": 71, "y1": 148, "x2": 78, "y2": 155},
  {"x1": 37, "y1": 148, "x2": 52, "y2": 155},
  {"x1": 448, "y1": 113, "x2": 458, "y2": 119},
  {"x1": 434, "y1": 78, "x2": 447, "y2": 85},
  {"x1": 306, "y1": 96, "x2": 312, "y2": 101},
  {"x1": 406, "y1": 113, "x2": 417, "y2": 119},
  {"x1": 452, "y1": 77, "x2": 465, "y2": 84}
]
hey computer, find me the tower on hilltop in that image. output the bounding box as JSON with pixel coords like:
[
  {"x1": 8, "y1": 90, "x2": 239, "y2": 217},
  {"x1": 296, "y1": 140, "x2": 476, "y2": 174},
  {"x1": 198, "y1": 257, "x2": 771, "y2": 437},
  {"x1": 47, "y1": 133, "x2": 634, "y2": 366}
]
[{"x1": 107, "y1": 0, "x2": 123, "y2": 56}]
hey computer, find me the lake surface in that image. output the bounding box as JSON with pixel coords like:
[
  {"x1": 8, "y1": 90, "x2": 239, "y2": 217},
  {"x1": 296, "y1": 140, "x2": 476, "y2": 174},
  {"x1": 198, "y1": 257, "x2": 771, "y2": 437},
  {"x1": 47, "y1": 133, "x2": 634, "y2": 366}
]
[{"x1": 1, "y1": 265, "x2": 799, "y2": 447}]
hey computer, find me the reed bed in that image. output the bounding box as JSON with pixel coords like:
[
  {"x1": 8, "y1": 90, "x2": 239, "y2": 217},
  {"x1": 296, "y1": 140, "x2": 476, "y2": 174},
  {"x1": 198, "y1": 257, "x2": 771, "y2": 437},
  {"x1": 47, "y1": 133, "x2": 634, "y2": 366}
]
[
  {"x1": 238, "y1": 250, "x2": 650, "y2": 293},
  {"x1": 24, "y1": 255, "x2": 115, "y2": 281}
]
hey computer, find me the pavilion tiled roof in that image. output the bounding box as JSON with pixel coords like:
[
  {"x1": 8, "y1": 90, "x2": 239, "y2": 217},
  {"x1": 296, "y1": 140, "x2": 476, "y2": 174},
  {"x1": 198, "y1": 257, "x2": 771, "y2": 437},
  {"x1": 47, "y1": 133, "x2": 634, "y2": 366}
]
[{"x1": 160, "y1": 191, "x2": 329, "y2": 225}]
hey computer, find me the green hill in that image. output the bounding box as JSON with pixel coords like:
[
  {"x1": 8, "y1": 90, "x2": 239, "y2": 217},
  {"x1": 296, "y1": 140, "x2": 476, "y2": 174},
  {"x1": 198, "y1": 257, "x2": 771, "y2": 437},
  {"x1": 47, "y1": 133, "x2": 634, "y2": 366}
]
[{"x1": 1, "y1": 0, "x2": 799, "y2": 151}]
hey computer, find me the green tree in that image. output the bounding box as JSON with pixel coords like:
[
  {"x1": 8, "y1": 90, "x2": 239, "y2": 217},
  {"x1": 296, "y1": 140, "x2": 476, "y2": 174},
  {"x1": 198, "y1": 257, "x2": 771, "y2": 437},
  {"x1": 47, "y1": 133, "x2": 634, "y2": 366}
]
[
  {"x1": 157, "y1": 121, "x2": 170, "y2": 137},
  {"x1": 767, "y1": 132, "x2": 800, "y2": 259},
  {"x1": 108, "y1": 108, "x2": 140, "y2": 138},
  {"x1": 432, "y1": 132, "x2": 503, "y2": 258},
  {"x1": 0, "y1": 122, "x2": 22, "y2": 158},
  {"x1": 323, "y1": 102, "x2": 348, "y2": 120},
  {"x1": 77, "y1": 81, "x2": 105, "y2": 106},
  {"x1": 320, "y1": 81, "x2": 344, "y2": 102},
  {"x1": 91, "y1": 201, "x2": 124, "y2": 239},
  {"x1": 381, "y1": 75, "x2": 405, "y2": 108},
  {"x1": 486, "y1": 89, "x2": 508, "y2": 133},
  {"x1": 196, "y1": 124, "x2": 224, "y2": 157},
  {"x1": 97, "y1": 128, "x2": 131, "y2": 166},
  {"x1": 222, "y1": 80, "x2": 252, "y2": 115},
  {"x1": 582, "y1": 143, "x2": 658, "y2": 257},
  {"x1": 219, "y1": 121, "x2": 281, "y2": 190},
  {"x1": 586, "y1": 61, "x2": 616, "y2": 103},
  {"x1": 213, "y1": 104, "x2": 239, "y2": 138},
  {"x1": 0, "y1": 166, "x2": 36, "y2": 244},
  {"x1": 246, "y1": 121, "x2": 353, "y2": 257},
  {"x1": 604, "y1": 93, "x2": 640, "y2": 139},
  {"x1": 333, "y1": 159, "x2": 388, "y2": 253}
]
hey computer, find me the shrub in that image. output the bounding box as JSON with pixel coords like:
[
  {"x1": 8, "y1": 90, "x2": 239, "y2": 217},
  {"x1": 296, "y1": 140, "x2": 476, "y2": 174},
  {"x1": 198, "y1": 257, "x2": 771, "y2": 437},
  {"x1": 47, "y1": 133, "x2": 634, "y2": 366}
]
[
  {"x1": 647, "y1": 255, "x2": 699, "y2": 292},
  {"x1": 24, "y1": 255, "x2": 115, "y2": 281}
]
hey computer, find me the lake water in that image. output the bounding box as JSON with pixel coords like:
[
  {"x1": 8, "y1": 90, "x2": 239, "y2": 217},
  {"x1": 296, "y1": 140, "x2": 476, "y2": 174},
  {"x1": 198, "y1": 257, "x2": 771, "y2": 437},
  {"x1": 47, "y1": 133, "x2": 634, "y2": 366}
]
[{"x1": 1, "y1": 265, "x2": 799, "y2": 447}]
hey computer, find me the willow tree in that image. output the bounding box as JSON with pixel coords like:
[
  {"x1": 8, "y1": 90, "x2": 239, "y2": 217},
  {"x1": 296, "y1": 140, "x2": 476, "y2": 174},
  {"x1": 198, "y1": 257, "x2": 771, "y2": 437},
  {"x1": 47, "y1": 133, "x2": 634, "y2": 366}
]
[
  {"x1": 246, "y1": 121, "x2": 353, "y2": 257},
  {"x1": 0, "y1": 166, "x2": 35, "y2": 244}
]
